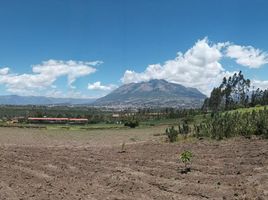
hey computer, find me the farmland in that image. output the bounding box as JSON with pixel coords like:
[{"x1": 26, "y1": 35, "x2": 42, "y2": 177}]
[
  {"x1": 1, "y1": 1, "x2": 268, "y2": 199},
  {"x1": 0, "y1": 126, "x2": 267, "y2": 200}
]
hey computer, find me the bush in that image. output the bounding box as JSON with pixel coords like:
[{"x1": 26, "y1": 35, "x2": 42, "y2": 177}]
[
  {"x1": 178, "y1": 121, "x2": 190, "y2": 138},
  {"x1": 165, "y1": 126, "x2": 179, "y2": 142},
  {"x1": 124, "y1": 120, "x2": 139, "y2": 128},
  {"x1": 193, "y1": 108, "x2": 268, "y2": 140}
]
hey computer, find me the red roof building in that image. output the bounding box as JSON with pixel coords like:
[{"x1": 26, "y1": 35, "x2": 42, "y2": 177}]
[{"x1": 28, "y1": 117, "x2": 88, "y2": 123}]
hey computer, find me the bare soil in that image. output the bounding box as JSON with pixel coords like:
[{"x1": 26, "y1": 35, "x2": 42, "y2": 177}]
[{"x1": 0, "y1": 127, "x2": 267, "y2": 200}]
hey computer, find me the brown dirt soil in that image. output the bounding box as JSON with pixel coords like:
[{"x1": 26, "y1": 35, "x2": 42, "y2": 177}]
[{"x1": 0, "y1": 127, "x2": 267, "y2": 200}]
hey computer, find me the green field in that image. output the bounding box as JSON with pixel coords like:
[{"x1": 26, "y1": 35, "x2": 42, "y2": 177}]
[
  {"x1": 228, "y1": 105, "x2": 267, "y2": 113},
  {"x1": 0, "y1": 117, "x2": 180, "y2": 131}
]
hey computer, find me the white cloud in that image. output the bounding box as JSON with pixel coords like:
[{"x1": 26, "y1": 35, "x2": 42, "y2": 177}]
[
  {"x1": 252, "y1": 80, "x2": 268, "y2": 90},
  {"x1": 32, "y1": 60, "x2": 97, "y2": 86},
  {"x1": 0, "y1": 67, "x2": 9, "y2": 75},
  {"x1": 121, "y1": 38, "x2": 268, "y2": 95},
  {"x1": 45, "y1": 89, "x2": 97, "y2": 99},
  {"x1": 122, "y1": 38, "x2": 233, "y2": 95},
  {"x1": 85, "y1": 60, "x2": 104, "y2": 66},
  {"x1": 88, "y1": 81, "x2": 117, "y2": 91},
  {"x1": 226, "y1": 45, "x2": 268, "y2": 68},
  {"x1": 0, "y1": 59, "x2": 97, "y2": 94}
]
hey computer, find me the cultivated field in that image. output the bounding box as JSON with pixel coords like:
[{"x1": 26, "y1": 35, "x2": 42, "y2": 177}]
[{"x1": 0, "y1": 127, "x2": 267, "y2": 200}]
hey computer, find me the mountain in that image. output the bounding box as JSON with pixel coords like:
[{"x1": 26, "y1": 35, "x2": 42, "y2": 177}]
[
  {"x1": 93, "y1": 79, "x2": 206, "y2": 108},
  {"x1": 0, "y1": 80, "x2": 206, "y2": 107},
  {"x1": 0, "y1": 95, "x2": 96, "y2": 105}
]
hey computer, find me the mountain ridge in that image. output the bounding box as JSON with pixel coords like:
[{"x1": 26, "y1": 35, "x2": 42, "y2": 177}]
[
  {"x1": 0, "y1": 95, "x2": 96, "y2": 105},
  {"x1": 93, "y1": 79, "x2": 206, "y2": 108},
  {"x1": 0, "y1": 80, "x2": 206, "y2": 108}
]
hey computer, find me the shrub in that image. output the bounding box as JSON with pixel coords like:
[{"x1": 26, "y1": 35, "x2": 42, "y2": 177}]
[
  {"x1": 193, "y1": 108, "x2": 268, "y2": 140},
  {"x1": 124, "y1": 120, "x2": 139, "y2": 128},
  {"x1": 178, "y1": 121, "x2": 190, "y2": 138},
  {"x1": 193, "y1": 122, "x2": 210, "y2": 138},
  {"x1": 165, "y1": 126, "x2": 179, "y2": 142}
]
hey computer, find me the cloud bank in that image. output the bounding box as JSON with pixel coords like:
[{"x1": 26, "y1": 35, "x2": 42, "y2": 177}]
[
  {"x1": 88, "y1": 81, "x2": 117, "y2": 91},
  {"x1": 122, "y1": 38, "x2": 268, "y2": 95},
  {"x1": 252, "y1": 80, "x2": 268, "y2": 90},
  {"x1": 0, "y1": 59, "x2": 97, "y2": 95},
  {"x1": 226, "y1": 45, "x2": 268, "y2": 68},
  {"x1": 0, "y1": 38, "x2": 267, "y2": 98}
]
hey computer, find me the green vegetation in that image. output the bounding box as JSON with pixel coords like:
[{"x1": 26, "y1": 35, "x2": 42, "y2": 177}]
[
  {"x1": 124, "y1": 119, "x2": 139, "y2": 128},
  {"x1": 45, "y1": 123, "x2": 125, "y2": 131},
  {"x1": 0, "y1": 123, "x2": 127, "y2": 131},
  {"x1": 140, "y1": 118, "x2": 179, "y2": 126},
  {"x1": 0, "y1": 71, "x2": 267, "y2": 142},
  {"x1": 0, "y1": 105, "x2": 102, "y2": 119},
  {"x1": 180, "y1": 150, "x2": 193, "y2": 173},
  {"x1": 178, "y1": 121, "x2": 191, "y2": 139},
  {"x1": 203, "y1": 71, "x2": 268, "y2": 112},
  {"x1": 165, "y1": 121, "x2": 192, "y2": 142},
  {"x1": 0, "y1": 104, "x2": 203, "y2": 128},
  {"x1": 191, "y1": 106, "x2": 268, "y2": 140},
  {"x1": 228, "y1": 105, "x2": 266, "y2": 114},
  {"x1": 192, "y1": 71, "x2": 268, "y2": 140},
  {"x1": 165, "y1": 126, "x2": 179, "y2": 142},
  {"x1": 164, "y1": 105, "x2": 268, "y2": 141}
]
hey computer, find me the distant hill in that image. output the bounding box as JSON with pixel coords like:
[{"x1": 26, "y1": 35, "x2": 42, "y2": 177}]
[
  {"x1": 0, "y1": 80, "x2": 206, "y2": 108},
  {"x1": 93, "y1": 79, "x2": 206, "y2": 108},
  {"x1": 0, "y1": 95, "x2": 96, "y2": 105}
]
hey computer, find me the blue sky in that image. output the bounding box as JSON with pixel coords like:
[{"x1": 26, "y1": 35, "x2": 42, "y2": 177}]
[{"x1": 0, "y1": 0, "x2": 268, "y2": 98}]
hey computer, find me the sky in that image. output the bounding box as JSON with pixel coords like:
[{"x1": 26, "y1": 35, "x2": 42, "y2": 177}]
[{"x1": 0, "y1": 0, "x2": 268, "y2": 98}]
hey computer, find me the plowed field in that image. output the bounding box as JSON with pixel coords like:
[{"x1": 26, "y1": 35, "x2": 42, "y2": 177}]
[{"x1": 0, "y1": 127, "x2": 267, "y2": 200}]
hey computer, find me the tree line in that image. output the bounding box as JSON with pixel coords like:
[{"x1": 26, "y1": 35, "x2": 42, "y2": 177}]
[{"x1": 202, "y1": 71, "x2": 268, "y2": 111}]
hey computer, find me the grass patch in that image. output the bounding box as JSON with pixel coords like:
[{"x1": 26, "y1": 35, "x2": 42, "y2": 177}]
[{"x1": 228, "y1": 105, "x2": 266, "y2": 114}]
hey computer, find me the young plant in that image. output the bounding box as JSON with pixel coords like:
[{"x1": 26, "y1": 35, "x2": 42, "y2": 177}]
[
  {"x1": 119, "y1": 142, "x2": 126, "y2": 153},
  {"x1": 180, "y1": 150, "x2": 193, "y2": 174}
]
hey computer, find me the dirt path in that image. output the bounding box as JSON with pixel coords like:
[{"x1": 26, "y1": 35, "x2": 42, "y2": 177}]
[{"x1": 0, "y1": 133, "x2": 267, "y2": 199}]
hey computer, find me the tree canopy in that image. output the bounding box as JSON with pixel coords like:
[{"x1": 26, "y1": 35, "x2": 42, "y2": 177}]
[{"x1": 203, "y1": 71, "x2": 268, "y2": 111}]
